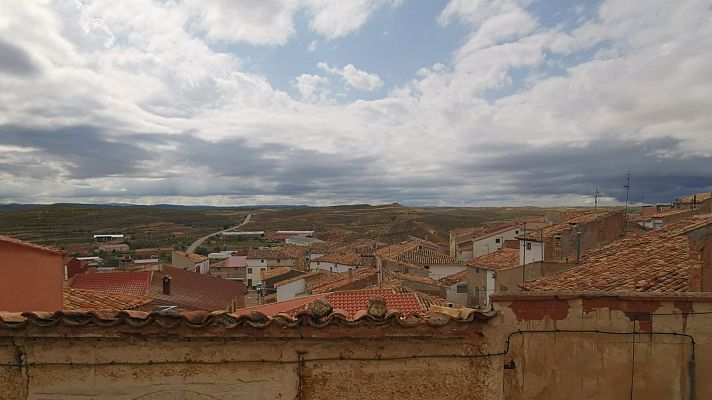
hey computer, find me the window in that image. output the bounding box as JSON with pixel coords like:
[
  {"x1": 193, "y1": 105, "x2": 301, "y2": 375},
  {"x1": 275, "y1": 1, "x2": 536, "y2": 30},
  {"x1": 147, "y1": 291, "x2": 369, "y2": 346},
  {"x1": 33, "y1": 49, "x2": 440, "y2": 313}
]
[
  {"x1": 456, "y1": 284, "x2": 468, "y2": 293},
  {"x1": 515, "y1": 230, "x2": 519, "y2": 234},
  {"x1": 526, "y1": 243, "x2": 532, "y2": 250},
  {"x1": 424, "y1": 265, "x2": 430, "y2": 269},
  {"x1": 277, "y1": 259, "x2": 280, "y2": 263},
  {"x1": 495, "y1": 238, "x2": 501, "y2": 244},
  {"x1": 247, "y1": 268, "x2": 252, "y2": 274},
  {"x1": 261, "y1": 259, "x2": 264, "y2": 263}
]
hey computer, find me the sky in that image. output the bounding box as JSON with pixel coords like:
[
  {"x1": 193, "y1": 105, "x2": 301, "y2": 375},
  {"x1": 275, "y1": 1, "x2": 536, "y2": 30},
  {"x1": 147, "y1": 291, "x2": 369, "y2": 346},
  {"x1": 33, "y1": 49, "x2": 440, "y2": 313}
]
[{"x1": 1, "y1": 0, "x2": 711, "y2": 207}]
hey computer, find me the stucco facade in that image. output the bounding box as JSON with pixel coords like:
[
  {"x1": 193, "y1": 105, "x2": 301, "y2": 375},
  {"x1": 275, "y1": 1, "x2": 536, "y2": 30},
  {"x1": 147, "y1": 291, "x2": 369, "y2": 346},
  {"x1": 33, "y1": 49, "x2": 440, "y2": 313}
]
[{"x1": 0, "y1": 240, "x2": 63, "y2": 312}]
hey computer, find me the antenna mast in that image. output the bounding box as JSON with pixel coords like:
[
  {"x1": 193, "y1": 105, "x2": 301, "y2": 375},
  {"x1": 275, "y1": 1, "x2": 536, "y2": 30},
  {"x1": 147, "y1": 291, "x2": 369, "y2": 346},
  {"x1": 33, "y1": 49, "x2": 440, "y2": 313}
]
[
  {"x1": 594, "y1": 187, "x2": 599, "y2": 212},
  {"x1": 624, "y1": 171, "x2": 633, "y2": 234}
]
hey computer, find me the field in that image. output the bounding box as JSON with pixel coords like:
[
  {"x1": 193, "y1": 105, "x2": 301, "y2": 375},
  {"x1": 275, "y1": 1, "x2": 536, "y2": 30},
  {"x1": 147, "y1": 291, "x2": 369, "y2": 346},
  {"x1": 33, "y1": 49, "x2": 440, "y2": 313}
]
[
  {"x1": 0, "y1": 204, "x2": 246, "y2": 250},
  {"x1": 0, "y1": 203, "x2": 598, "y2": 251}
]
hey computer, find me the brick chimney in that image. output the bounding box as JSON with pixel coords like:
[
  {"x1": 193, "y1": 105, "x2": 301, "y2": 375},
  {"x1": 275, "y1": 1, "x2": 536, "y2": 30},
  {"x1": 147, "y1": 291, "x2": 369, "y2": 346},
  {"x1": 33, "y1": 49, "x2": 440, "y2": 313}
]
[{"x1": 162, "y1": 276, "x2": 172, "y2": 295}]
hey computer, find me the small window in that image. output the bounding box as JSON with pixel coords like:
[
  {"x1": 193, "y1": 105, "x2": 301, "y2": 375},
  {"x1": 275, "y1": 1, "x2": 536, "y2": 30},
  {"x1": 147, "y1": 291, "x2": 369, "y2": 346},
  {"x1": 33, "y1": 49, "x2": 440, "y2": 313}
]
[
  {"x1": 261, "y1": 259, "x2": 265, "y2": 263},
  {"x1": 495, "y1": 238, "x2": 501, "y2": 244},
  {"x1": 277, "y1": 259, "x2": 280, "y2": 263},
  {"x1": 247, "y1": 268, "x2": 252, "y2": 274},
  {"x1": 456, "y1": 284, "x2": 468, "y2": 293},
  {"x1": 424, "y1": 265, "x2": 430, "y2": 269},
  {"x1": 526, "y1": 243, "x2": 532, "y2": 250},
  {"x1": 515, "y1": 230, "x2": 519, "y2": 234}
]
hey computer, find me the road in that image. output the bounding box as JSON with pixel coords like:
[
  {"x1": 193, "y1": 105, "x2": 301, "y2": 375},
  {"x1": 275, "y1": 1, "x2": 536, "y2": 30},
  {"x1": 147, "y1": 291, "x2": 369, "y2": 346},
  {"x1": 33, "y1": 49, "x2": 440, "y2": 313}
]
[{"x1": 186, "y1": 214, "x2": 252, "y2": 254}]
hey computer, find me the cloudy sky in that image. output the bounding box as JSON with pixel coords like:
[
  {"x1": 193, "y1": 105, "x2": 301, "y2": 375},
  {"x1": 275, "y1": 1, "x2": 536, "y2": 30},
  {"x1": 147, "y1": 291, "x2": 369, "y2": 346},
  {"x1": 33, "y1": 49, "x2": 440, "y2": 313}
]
[{"x1": 1, "y1": 0, "x2": 711, "y2": 206}]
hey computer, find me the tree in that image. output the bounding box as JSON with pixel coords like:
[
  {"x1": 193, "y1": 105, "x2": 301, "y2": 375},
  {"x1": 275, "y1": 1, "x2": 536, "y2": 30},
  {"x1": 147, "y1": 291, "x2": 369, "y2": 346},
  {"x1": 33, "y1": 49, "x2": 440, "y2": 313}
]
[{"x1": 195, "y1": 247, "x2": 209, "y2": 256}]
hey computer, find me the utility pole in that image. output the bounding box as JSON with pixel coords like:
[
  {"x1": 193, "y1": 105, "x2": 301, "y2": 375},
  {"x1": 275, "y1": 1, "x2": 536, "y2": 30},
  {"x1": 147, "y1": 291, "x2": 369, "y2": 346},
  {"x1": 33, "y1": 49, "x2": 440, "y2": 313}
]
[{"x1": 594, "y1": 187, "x2": 599, "y2": 212}]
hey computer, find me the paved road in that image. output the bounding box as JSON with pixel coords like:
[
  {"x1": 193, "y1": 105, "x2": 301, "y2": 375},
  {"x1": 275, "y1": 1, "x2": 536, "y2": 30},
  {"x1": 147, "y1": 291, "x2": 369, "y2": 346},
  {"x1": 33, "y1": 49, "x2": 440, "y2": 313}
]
[{"x1": 186, "y1": 214, "x2": 252, "y2": 254}]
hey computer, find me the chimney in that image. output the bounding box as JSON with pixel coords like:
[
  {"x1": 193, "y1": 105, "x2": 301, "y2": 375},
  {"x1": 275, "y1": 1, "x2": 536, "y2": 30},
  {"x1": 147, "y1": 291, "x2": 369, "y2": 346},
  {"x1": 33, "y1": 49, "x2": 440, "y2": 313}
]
[{"x1": 162, "y1": 276, "x2": 172, "y2": 295}]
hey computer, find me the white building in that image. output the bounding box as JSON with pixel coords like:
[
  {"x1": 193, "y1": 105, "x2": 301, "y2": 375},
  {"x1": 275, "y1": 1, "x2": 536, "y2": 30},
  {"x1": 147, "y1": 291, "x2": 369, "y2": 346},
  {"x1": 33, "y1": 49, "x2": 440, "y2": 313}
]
[
  {"x1": 245, "y1": 249, "x2": 297, "y2": 288},
  {"x1": 171, "y1": 251, "x2": 209, "y2": 274}
]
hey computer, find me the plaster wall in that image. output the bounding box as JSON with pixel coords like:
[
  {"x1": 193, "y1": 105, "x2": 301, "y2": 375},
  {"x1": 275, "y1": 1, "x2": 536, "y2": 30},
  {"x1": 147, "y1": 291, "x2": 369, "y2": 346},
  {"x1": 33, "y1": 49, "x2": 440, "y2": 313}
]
[{"x1": 0, "y1": 242, "x2": 63, "y2": 312}]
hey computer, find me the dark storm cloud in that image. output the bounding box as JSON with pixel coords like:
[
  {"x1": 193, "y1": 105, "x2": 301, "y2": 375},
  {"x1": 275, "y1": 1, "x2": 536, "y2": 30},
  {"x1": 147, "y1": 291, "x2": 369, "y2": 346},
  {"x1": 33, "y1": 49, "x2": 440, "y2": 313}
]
[
  {"x1": 457, "y1": 136, "x2": 712, "y2": 203},
  {"x1": 0, "y1": 40, "x2": 40, "y2": 76}
]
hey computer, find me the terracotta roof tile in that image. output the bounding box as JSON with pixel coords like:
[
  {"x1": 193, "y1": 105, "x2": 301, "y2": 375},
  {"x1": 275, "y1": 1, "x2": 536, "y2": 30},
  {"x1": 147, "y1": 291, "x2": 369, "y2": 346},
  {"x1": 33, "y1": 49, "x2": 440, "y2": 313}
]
[
  {"x1": 392, "y1": 247, "x2": 462, "y2": 265},
  {"x1": 439, "y1": 270, "x2": 467, "y2": 286},
  {"x1": 63, "y1": 288, "x2": 151, "y2": 311},
  {"x1": 522, "y1": 216, "x2": 712, "y2": 292},
  {"x1": 175, "y1": 251, "x2": 208, "y2": 263},
  {"x1": 519, "y1": 210, "x2": 622, "y2": 241},
  {"x1": 149, "y1": 266, "x2": 246, "y2": 311},
  {"x1": 261, "y1": 267, "x2": 293, "y2": 281},
  {"x1": 309, "y1": 268, "x2": 378, "y2": 294},
  {"x1": 69, "y1": 271, "x2": 153, "y2": 296},
  {"x1": 246, "y1": 248, "x2": 291, "y2": 260},
  {"x1": 680, "y1": 192, "x2": 712, "y2": 204},
  {"x1": 312, "y1": 248, "x2": 363, "y2": 266},
  {"x1": 385, "y1": 270, "x2": 445, "y2": 287},
  {"x1": 466, "y1": 248, "x2": 520, "y2": 271}
]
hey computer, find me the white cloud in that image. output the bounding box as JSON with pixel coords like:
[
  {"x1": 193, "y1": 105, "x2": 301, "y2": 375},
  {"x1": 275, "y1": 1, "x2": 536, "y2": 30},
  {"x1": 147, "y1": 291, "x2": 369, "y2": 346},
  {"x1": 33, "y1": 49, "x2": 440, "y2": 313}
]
[
  {"x1": 317, "y1": 62, "x2": 383, "y2": 91},
  {"x1": 186, "y1": 0, "x2": 399, "y2": 46},
  {"x1": 1, "y1": 0, "x2": 711, "y2": 205},
  {"x1": 294, "y1": 74, "x2": 330, "y2": 102}
]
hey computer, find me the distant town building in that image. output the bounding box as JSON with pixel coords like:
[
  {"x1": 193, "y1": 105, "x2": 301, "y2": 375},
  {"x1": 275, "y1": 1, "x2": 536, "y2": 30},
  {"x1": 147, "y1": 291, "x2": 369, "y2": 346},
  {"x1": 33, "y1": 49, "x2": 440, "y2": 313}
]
[{"x1": 171, "y1": 251, "x2": 209, "y2": 274}]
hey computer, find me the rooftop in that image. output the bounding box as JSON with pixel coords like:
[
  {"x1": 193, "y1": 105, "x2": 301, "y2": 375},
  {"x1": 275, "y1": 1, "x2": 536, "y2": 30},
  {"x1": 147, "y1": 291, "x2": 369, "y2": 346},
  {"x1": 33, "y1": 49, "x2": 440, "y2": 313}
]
[
  {"x1": 69, "y1": 271, "x2": 153, "y2": 296},
  {"x1": 149, "y1": 266, "x2": 246, "y2": 311},
  {"x1": 521, "y1": 216, "x2": 712, "y2": 292},
  {"x1": 63, "y1": 287, "x2": 151, "y2": 311},
  {"x1": 680, "y1": 192, "x2": 712, "y2": 204},
  {"x1": 312, "y1": 248, "x2": 363, "y2": 266},
  {"x1": 246, "y1": 248, "x2": 290, "y2": 260},
  {"x1": 519, "y1": 210, "x2": 621, "y2": 241},
  {"x1": 261, "y1": 267, "x2": 294, "y2": 281},
  {"x1": 173, "y1": 251, "x2": 207, "y2": 263},
  {"x1": 391, "y1": 247, "x2": 462, "y2": 265},
  {"x1": 439, "y1": 270, "x2": 467, "y2": 286},
  {"x1": 309, "y1": 268, "x2": 378, "y2": 294},
  {"x1": 466, "y1": 247, "x2": 520, "y2": 271}
]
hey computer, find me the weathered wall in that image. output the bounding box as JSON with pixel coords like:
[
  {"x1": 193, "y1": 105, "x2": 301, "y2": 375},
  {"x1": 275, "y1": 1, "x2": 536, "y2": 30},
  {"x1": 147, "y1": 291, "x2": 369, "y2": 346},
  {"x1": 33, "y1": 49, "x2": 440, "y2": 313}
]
[
  {"x1": 487, "y1": 293, "x2": 712, "y2": 400},
  {"x1": 0, "y1": 333, "x2": 497, "y2": 399}
]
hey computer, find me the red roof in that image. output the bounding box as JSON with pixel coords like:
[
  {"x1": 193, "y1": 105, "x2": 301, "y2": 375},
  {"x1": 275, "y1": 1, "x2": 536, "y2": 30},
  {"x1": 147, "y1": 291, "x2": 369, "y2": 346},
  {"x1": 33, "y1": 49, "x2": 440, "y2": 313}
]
[
  {"x1": 63, "y1": 288, "x2": 151, "y2": 311},
  {"x1": 522, "y1": 216, "x2": 712, "y2": 292},
  {"x1": 149, "y1": 266, "x2": 246, "y2": 311},
  {"x1": 235, "y1": 289, "x2": 425, "y2": 319},
  {"x1": 69, "y1": 271, "x2": 153, "y2": 296}
]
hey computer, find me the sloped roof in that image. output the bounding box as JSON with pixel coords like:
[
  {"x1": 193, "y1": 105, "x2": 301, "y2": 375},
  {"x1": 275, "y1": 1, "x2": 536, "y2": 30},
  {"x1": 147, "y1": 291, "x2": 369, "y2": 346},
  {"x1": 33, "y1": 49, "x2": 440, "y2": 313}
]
[
  {"x1": 519, "y1": 210, "x2": 622, "y2": 241},
  {"x1": 246, "y1": 248, "x2": 290, "y2": 259},
  {"x1": 174, "y1": 251, "x2": 207, "y2": 263},
  {"x1": 63, "y1": 288, "x2": 151, "y2": 311},
  {"x1": 521, "y1": 216, "x2": 712, "y2": 292},
  {"x1": 69, "y1": 271, "x2": 153, "y2": 296},
  {"x1": 312, "y1": 248, "x2": 363, "y2": 266},
  {"x1": 238, "y1": 289, "x2": 426, "y2": 319},
  {"x1": 149, "y1": 266, "x2": 246, "y2": 311},
  {"x1": 0, "y1": 236, "x2": 63, "y2": 255},
  {"x1": 309, "y1": 268, "x2": 378, "y2": 294},
  {"x1": 386, "y1": 270, "x2": 445, "y2": 287},
  {"x1": 439, "y1": 270, "x2": 467, "y2": 286},
  {"x1": 261, "y1": 267, "x2": 294, "y2": 281},
  {"x1": 466, "y1": 248, "x2": 520, "y2": 271},
  {"x1": 392, "y1": 247, "x2": 462, "y2": 265}
]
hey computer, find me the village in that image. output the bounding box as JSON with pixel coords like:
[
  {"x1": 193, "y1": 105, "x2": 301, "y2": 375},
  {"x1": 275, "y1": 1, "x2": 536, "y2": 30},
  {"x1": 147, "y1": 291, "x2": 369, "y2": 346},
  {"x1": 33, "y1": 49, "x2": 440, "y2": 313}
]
[{"x1": 1, "y1": 192, "x2": 712, "y2": 398}]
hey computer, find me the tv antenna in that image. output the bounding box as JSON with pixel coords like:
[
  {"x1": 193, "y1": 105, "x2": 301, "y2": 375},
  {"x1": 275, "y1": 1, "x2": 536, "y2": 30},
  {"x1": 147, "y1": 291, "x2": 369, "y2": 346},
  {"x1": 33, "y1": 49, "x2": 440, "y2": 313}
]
[
  {"x1": 623, "y1": 171, "x2": 635, "y2": 233},
  {"x1": 594, "y1": 187, "x2": 600, "y2": 212}
]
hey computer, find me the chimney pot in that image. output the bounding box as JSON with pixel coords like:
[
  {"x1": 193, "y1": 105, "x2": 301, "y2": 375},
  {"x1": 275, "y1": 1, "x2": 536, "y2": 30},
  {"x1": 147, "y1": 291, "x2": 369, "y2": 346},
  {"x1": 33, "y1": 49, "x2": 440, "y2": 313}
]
[{"x1": 162, "y1": 276, "x2": 172, "y2": 295}]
